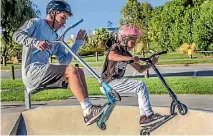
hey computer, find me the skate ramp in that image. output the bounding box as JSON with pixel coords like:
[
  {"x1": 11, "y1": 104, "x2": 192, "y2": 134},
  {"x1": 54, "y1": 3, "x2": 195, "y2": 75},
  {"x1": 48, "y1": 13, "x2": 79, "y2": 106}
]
[
  {"x1": 9, "y1": 106, "x2": 213, "y2": 135},
  {"x1": 1, "y1": 113, "x2": 21, "y2": 135}
]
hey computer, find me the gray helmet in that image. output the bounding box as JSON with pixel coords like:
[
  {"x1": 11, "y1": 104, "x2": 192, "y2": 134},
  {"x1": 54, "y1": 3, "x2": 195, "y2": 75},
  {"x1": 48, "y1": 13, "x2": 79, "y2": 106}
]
[{"x1": 46, "y1": 0, "x2": 72, "y2": 16}]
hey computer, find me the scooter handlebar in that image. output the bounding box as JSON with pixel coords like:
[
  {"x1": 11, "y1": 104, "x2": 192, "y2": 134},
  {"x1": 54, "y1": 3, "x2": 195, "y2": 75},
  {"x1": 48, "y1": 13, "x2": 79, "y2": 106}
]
[
  {"x1": 155, "y1": 51, "x2": 167, "y2": 56},
  {"x1": 126, "y1": 51, "x2": 167, "y2": 64},
  {"x1": 149, "y1": 50, "x2": 167, "y2": 60},
  {"x1": 126, "y1": 60, "x2": 135, "y2": 64}
]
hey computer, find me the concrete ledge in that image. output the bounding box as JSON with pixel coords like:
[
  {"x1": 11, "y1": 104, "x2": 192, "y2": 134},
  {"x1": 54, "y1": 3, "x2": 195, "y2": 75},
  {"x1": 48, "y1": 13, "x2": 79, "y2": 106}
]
[
  {"x1": 18, "y1": 106, "x2": 213, "y2": 135},
  {"x1": 1, "y1": 113, "x2": 21, "y2": 135}
]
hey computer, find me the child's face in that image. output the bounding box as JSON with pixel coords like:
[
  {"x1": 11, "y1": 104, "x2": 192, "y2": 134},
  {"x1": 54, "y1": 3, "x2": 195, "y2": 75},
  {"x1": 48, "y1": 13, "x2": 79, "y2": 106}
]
[
  {"x1": 53, "y1": 11, "x2": 70, "y2": 30},
  {"x1": 127, "y1": 37, "x2": 137, "y2": 50}
]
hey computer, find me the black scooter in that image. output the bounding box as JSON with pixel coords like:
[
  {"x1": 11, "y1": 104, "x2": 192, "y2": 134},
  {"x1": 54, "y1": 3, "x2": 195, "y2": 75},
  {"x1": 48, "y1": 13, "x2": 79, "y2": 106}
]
[{"x1": 127, "y1": 51, "x2": 188, "y2": 135}]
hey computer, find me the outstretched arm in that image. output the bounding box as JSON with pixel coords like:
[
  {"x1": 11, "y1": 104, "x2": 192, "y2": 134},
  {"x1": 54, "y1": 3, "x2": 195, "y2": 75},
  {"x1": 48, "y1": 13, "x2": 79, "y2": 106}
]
[
  {"x1": 55, "y1": 29, "x2": 86, "y2": 65},
  {"x1": 108, "y1": 51, "x2": 133, "y2": 61},
  {"x1": 55, "y1": 40, "x2": 84, "y2": 65}
]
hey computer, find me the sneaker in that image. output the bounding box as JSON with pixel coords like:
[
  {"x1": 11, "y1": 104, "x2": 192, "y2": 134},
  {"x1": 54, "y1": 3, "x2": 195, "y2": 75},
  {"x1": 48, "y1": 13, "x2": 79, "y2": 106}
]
[
  {"x1": 139, "y1": 115, "x2": 147, "y2": 125},
  {"x1": 140, "y1": 113, "x2": 165, "y2": 127},
  {"x1": 83, "y1": 105, "x2": 106, "y2": 126}
]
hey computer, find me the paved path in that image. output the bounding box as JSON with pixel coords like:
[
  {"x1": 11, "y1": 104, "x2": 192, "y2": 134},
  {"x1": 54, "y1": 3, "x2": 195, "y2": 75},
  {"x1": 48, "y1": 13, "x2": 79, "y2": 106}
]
[
  {"x1": 2, "y1": 94, "x2": 213, "y2": 135},
  {"x1": 11, "y1": 106, "x2": 213, "y2": 135},
  {"x1": 1, "y1": 65, "x2": 213, "y2": 78},
  {"x1": 2, "y1": 94, "x2": 213, "y2": 113}
]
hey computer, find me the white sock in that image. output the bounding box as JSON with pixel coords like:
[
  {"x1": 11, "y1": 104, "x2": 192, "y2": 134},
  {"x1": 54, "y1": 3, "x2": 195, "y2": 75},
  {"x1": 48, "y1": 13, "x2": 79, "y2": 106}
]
[{"x1": 80, "y1": 98, "x2": 92, "y2": 116}]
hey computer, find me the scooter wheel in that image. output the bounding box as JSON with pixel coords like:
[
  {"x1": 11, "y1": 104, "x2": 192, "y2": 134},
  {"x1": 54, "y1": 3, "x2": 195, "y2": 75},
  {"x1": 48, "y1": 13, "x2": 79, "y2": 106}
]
[
  {"x1": 111, "y1": 89, "x2": 121, "y2": 101},
  {"x1": 98, "y1": 122, "x2": 106, "y2": 130},
  {"x1": 140, "y1": 129, "x2": 150, "y2": 136},
  {"x1": 178, "y1": 103, "x2": 188, "y2": 115}
]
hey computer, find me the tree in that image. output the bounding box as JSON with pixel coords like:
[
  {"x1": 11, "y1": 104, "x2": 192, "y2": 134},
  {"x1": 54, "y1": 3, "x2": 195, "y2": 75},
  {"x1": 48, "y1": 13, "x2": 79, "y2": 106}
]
[
  {"x1": 120, "y1": 0, "x2": 143, "y2": 52},
  {"x1": 1, "y1": 0, "x2": 40, "y2": 66},
  {"x1": 83, "y1": 28, "x2": 112, "y2": 49},
  {"x1": 193, "y1": 0, "x2": 213, "y2": 53},
  {"x1": 140, "y1": 2, "x2": 153, "y2": 51},
  {"x1": 148, "y1": 0, "x2": 210, "y2": 51},
  {"x1": 77, "y1": 28, "x2": 113, "y2": 56},
  {"x1": 148, "y1": 6, "x2": 163, "y2": 50},
  {"x1": 120, "y1": 0, "x2": 142, "y2": 26},
  {"x1": 120, "y1": 0, "x2": 213, "y2": 53},
  {"x1": 120, "y1": 0, "x2": 153, "y2": 53}
]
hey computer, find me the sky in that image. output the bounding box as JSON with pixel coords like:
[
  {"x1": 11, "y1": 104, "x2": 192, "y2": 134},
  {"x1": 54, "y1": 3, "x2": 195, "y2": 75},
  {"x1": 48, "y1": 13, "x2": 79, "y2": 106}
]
[{"x1": 32, "y1": 0, "x2": 171, "y2": 38}]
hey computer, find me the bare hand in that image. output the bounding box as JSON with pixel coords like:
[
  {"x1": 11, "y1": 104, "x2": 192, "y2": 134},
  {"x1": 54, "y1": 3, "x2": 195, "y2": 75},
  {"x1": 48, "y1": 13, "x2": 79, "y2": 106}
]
[
  {"x1": 132, "y1": 56, "x2": 140, "y2": 63},
  {"x1": 76, "y1": 29, "x2": 87, "y2": 40},
  {"x1": 37, "y1": 41, "x2": 51, "y2": 51}
]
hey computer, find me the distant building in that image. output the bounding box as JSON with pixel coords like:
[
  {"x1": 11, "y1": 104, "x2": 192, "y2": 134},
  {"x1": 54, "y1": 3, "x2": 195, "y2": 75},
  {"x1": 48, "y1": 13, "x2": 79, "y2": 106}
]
[
  {"x1": 106, "y1": 27, "x2": 118, "y2": 34},
  {"x1": 71, "y1": 34, "x2": 75, "y2": 40},
  {"x1": 92, "y1": 27, "x2": 118, "y2": 35}
]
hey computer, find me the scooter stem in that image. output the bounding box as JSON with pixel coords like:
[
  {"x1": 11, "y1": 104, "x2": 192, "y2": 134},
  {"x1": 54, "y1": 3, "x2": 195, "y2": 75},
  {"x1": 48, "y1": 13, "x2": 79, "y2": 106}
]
[
  {"x1": 60, "y1": 40, "x2": 102, "y2": 83},
  {"x1": 149, "y1": 61, "x2": 177, "y2": 100}
]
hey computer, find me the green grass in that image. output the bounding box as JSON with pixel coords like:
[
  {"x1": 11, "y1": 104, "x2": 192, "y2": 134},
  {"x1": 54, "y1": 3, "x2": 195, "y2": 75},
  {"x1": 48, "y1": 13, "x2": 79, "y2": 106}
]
[
  {"x1": 1, "y1": 77, "x2": 213, "y2": 102},
  {"x1": 67, "y1": 52, "x2": 213, "y2": 67},
  {"x1": 157, "y1": 59, "x2": 213, "y2": 65},
  {"x1": 155, "y1": 52, "x2": 206, "y2": 60},
  {"x1": 68, "y1": 52, "x2": 212, "y2": 62},
  {"x1": 71, "y1": 59, "x2": 213, "y2": 67},
  {"x1": 70, "y1": 61, "x2": 105, "y2": 67},
  {"x1": 1, "y1": 59, "x2": 212, "y2": 70},
  {"x1": 1, "y1": 79, "x2": 25, "y2": 89},
  {"x1": 1, "y1": 63, "x2": 22, "y2": 70},
  {"x1": 73, "y1": 55, "x2": 106, "y2": 62},
  {"x1": 1, "y1": 52, "x2": 212, "y2": 70}
]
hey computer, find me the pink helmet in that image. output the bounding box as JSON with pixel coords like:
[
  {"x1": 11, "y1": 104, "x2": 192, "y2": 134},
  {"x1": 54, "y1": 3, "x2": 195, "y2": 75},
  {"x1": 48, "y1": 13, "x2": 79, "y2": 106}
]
[{"x1": 118, "y1": 25, "x2": 140, "y2": 42}]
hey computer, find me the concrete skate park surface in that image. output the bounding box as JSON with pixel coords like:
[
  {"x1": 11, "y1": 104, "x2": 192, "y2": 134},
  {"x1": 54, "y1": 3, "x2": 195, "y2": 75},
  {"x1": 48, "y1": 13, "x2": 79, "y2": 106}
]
[{"x1": 1, "y1": 106, "x2": 213, "y2": 135}]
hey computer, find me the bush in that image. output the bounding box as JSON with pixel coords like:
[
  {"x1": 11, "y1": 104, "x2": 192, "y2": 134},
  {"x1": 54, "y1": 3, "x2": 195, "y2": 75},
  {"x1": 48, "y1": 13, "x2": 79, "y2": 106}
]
[
  {"x1": 178, "y1": 43, "x2": 196, "y2": 54},
  {"x1": 78, "y1": 48, "x2": 105, "y2": 56}
]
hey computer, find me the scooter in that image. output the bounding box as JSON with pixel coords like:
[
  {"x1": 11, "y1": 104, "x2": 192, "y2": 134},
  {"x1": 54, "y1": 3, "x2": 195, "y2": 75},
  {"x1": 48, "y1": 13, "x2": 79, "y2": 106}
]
[
  {"x1": 127, "y1": 51, "x2": 188, "y2": 135},
  {"x1": 32, "y1": 19, "x2": 121, "y2": 130}
]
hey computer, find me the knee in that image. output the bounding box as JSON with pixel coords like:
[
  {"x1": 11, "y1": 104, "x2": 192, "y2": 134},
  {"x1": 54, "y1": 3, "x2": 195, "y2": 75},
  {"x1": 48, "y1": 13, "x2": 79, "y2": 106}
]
[
  {"x1": 136, "y1": 81, "x2": 147, "y2": 93},
  {"x1": 66, "y1": 66, "x2": 83, "y2": 77},
  {"x1": 66, "y1": 66, "x2": 76, "y2": 77},
  {"x1": 76, "y1": 67, "x2": 84, "y2": 75}
]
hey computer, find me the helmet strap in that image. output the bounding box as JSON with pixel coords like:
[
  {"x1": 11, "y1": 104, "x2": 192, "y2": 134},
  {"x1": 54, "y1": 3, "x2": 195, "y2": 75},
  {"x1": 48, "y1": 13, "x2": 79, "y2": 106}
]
[
  {"x1": 52, "y1": 12, "x2": 57, "y2": 31},
  {"x1": 50, "y1": 11, "x2": 57, "y2": 32},
  {"x1": 124, "y1": 37, "x2": 129, "y2": 52}
]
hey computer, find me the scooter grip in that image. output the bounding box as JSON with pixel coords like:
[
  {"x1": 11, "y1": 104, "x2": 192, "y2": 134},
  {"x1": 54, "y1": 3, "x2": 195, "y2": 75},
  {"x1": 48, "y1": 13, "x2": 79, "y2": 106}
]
[
  {"x1": 126, "y1": 60, "x2": 134, "y2": 64},
  {"x1": 32, "y1": 50, "x2": 40, "y2": 55},
  {"x1": 32, "y1": 40, "x2": 52, "y2": 55},
  {"x1": 156, "y1": 51, "x2": 167, "y2": 56},
  {"x1": 71, "y1": 18, "x2": 83, "y2": 28}
]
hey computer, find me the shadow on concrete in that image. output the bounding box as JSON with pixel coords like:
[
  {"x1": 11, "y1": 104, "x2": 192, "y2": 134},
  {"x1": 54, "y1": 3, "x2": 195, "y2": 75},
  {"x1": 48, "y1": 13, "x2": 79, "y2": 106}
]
[{"x1": 1, "y1": 103, "x2": 47, "y2": 109}]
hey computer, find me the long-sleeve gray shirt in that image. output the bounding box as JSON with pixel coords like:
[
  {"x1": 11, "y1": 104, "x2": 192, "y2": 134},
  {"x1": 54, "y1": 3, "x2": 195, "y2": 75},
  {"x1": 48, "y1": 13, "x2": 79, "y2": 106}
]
[{"x1": 13, "y1": 18, "x2": 84, "y2": 91}]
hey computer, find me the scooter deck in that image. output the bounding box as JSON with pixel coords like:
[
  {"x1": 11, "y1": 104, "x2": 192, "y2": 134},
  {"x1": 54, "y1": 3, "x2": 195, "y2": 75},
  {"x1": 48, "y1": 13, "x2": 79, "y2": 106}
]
[
  {"x1": 102, "y1": 103, "x2": 115, "y2": 122},
  {"x1": 97, "y1": 103, "x2": 115, "y2": 130},
  {"x1": 140, "y1": 113, "x2": 177, "y2": 135}
]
